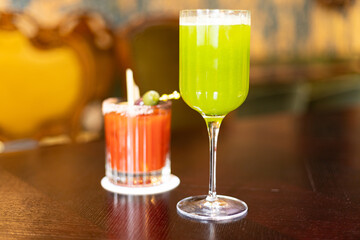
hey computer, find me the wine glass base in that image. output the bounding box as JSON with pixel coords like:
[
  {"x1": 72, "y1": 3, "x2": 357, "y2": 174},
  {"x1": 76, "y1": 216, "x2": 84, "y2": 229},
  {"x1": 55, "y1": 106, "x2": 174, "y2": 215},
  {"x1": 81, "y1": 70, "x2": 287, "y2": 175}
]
[{"x1": 177, "y1": 195, "x2": 248, "y2": 222}]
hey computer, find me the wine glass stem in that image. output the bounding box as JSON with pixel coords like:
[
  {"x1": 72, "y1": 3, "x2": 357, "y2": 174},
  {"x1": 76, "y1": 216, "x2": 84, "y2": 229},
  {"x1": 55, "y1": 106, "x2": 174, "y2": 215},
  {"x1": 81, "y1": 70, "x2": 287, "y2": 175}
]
[{"x1": 205, "y1": 117, "x2": 224, "y2": 202}]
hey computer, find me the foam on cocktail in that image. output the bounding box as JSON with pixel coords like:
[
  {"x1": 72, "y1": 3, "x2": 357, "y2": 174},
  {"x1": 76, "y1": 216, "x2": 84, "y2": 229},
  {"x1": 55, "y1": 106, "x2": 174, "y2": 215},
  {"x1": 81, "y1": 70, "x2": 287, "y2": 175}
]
[{"x1": 180, "y1": 10, "x2": 250, "y2": 26}]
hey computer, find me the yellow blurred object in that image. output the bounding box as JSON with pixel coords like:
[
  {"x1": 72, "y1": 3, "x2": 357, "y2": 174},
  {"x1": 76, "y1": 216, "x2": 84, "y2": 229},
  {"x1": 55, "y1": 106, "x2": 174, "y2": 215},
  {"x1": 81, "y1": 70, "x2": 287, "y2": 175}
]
[
  {"x1": 0, "y1": 11, "x2": 115, "y2": 144},
  {"x1": 0, "y1": 30, "x2": 82, "y2": 138}
]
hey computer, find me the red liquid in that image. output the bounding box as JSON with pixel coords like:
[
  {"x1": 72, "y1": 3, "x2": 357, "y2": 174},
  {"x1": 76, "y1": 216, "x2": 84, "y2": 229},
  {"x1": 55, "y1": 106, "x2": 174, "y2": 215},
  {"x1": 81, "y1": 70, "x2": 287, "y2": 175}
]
[{"x1": 104, "y1": 107, "x2": 171, "y2": 173}]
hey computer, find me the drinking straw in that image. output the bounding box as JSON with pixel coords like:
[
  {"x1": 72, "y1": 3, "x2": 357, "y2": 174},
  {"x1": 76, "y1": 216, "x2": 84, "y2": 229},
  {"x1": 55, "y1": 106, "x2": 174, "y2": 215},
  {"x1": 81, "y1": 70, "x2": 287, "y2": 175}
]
[{"x1": 126, "y1": 68, "x2": 140, "y2": 105}]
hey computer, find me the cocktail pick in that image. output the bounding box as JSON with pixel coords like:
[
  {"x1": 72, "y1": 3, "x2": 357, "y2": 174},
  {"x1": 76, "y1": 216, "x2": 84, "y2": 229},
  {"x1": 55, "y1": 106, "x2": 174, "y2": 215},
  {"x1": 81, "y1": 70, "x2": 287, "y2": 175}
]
[
  {"x1": 142, "y1": 90, "x2": 181, "y2": 106},
  {"x1": 160, "y1": 91, "x2": 181, "y2": 101}
]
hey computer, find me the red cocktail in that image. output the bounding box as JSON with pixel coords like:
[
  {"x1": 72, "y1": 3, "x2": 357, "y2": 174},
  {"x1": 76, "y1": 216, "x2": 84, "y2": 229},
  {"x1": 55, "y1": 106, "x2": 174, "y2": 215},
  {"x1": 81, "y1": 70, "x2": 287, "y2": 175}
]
[{"x1": 103, "y1": 98, "x2": 171, "y2": 186}]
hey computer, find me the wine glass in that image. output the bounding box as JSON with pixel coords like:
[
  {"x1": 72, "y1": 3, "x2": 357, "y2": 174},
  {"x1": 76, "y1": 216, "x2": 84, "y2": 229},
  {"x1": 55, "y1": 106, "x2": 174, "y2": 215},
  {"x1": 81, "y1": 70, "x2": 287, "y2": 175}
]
[{"x1": 177, "y1": 9, "x2": 251, "y2": 221}]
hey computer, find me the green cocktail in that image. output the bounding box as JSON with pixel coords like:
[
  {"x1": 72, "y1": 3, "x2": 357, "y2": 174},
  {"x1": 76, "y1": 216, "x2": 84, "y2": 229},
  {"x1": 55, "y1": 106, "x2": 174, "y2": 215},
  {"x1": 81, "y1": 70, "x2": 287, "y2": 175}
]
[
  {"x1": 177, "y1": 10, "x2": 251, "y2": 222},
  {"x1": 180, "y1": 24, "x2": 251, "y2": 116}
]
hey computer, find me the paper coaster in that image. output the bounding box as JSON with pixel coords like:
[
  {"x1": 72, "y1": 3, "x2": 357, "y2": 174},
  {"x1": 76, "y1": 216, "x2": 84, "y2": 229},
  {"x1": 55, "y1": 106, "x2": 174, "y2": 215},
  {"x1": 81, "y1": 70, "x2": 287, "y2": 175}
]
[{"x1": 101, "y1": 174, "x2": 180, "y2": 195}]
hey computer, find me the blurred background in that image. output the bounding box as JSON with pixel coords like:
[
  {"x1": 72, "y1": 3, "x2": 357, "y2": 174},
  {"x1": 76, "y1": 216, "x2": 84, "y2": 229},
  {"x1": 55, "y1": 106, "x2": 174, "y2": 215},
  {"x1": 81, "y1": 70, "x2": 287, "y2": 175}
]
[{"x1": 0, "y1": 0, "x2": 359, "y2": 151}]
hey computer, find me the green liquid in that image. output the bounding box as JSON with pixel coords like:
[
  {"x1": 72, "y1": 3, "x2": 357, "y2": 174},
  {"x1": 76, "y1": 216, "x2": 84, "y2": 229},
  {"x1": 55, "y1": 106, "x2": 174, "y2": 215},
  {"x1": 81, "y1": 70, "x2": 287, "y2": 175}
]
[{"x1": 180, "y1": 24, "x2": 251, "y2": 116}]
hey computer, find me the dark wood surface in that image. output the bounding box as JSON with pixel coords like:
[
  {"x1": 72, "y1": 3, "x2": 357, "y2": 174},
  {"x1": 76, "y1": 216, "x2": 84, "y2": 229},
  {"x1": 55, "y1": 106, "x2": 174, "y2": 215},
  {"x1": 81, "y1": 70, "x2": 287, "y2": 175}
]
[{"x1": 1, "y1": 107, "x2": 360, "y2": 239}]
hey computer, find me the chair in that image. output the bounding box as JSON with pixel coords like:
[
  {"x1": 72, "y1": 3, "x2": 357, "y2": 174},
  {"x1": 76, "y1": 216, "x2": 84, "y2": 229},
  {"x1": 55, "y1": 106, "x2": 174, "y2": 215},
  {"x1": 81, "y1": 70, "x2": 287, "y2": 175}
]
[{"x1": 115, "y1": 15, "x2": 203, "y2": 130}]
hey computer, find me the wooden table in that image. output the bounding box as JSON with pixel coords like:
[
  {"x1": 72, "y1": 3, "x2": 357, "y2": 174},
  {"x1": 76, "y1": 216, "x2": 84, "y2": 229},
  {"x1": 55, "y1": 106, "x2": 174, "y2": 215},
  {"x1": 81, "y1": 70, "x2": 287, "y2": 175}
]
[{"x1": 1, "y1": 108, "x2": 360, "y2": 239}]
